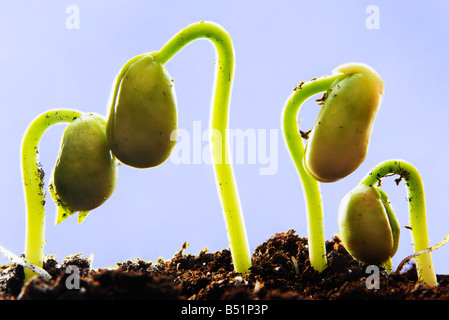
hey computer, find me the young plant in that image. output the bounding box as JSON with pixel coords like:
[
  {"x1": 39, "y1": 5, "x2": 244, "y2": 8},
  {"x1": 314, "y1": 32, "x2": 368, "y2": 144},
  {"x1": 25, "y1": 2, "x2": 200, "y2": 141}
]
[
  {"x1": 106, "y1": 21, "x2": 251, "y2": 274},
  {"x1": 282, "y1": 63, "x2": 384, "y2": 272},
  {"x1": 339, "y1": 159, "x2": 437, "y2": 287},
  {"x1": 21, "y1": 110, "x2": 118, "y2": 280},
  {"x1": 338, "y1": 184, "x2": 400, "y2": 270}
]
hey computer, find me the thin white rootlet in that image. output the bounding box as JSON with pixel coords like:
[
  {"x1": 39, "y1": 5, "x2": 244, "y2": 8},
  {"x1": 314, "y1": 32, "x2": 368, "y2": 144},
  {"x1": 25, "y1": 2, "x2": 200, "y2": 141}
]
[{"x1": 0, "y1": 244, "x2": 52, "y2": 280}]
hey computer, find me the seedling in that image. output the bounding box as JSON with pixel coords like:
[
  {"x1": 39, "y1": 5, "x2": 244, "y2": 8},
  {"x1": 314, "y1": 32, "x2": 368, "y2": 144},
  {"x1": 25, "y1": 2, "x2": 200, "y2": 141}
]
[
  {"x1": 106, "y1": 21, "x2": 251, "y2": 274},
  {"x1": 339, "y1": 159, "x2": 438, "y2": 287},
  {"x1": 338, "y1": 184, "x2": 400, "y2": 270},
  {"x1": 282, "y1": 63, "x2": 383, "y2": 272},
  {"x1": 21, "y1": 110, "x2": 117, "y2": 280}
]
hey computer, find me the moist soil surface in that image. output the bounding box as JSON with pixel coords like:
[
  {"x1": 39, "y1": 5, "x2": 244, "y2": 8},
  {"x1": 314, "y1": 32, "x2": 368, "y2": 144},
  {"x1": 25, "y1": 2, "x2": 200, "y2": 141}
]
[{"x1": 1, "y1": 230, "x2": 449, "y2": 300}]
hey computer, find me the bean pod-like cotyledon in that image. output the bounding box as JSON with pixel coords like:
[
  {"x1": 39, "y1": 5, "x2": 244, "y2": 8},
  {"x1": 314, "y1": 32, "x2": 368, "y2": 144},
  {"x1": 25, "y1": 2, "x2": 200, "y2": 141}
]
[
  {"x1": 51, "y1": 113, "x2": 118, "y2": 212},
  {"x1": 338, "y1": 184, "x2": 400, "y2": 265},
  {"x1": 304, "y1": 64, "x2": 384, "y2": 182},
  {"x1": 106, "y1": 54, "x2": 178, "y2": 168}
]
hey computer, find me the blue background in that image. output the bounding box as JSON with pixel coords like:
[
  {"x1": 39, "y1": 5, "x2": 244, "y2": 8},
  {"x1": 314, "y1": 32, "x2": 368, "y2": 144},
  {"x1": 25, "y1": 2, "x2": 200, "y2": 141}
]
[{"x1": 1, "y1": 1, "x2": 449, "y2": 276}]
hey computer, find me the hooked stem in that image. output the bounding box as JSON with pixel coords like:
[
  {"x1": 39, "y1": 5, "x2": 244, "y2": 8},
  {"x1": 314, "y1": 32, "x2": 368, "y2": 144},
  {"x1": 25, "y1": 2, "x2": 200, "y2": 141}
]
[
  {"x1": 360, "y1": 159, "x2": 437, "y2": 287},
  {"x1": 21, "y1": 109, "x2": 83, "y2": 280},
  {"x1": 153, "y1": 21, "x2": 251, "y2": 274},
  {"x1": 282, "y1": 74, "x2": 346, "y2": 272}
]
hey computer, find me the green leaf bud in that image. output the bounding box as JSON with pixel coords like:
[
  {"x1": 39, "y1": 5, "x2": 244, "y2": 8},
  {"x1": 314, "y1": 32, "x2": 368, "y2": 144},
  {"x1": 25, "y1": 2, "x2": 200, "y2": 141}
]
[
  {"x1": 304, "y1": 63, "x2": 384, "y2": 182},
  {"x1": 50, "y1": 113, "x2": 118, "y2": 214},
  {"x1": 106, "y1": 54, "x2": 178, "y2": 168},
  {"x1": 338, "y1": 184, "x2": 400, "y2": 265}
]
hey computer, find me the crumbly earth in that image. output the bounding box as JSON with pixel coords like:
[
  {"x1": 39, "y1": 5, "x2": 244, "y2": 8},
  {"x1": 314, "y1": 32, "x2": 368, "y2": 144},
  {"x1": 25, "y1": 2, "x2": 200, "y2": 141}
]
[{"x1": 1, "y1": 230, "x2": 449, "y2": 300}]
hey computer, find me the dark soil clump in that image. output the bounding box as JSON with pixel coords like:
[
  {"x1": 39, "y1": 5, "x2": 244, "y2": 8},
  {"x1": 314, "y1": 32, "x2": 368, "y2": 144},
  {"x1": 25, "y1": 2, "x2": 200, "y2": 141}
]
[{"x1": 1, "y1": 230, "x2": 449, "y2": 300}]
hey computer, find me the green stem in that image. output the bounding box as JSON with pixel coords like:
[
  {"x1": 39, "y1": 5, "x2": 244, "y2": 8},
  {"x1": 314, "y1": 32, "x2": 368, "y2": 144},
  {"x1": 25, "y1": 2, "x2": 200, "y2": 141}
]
[
  {"x1": 22, "y1": 109, "x2": 83, "y2": 280},
  {"x1": 282, "y1": 74, "x2": 345, "y2": 272},
  {"x1": 154, "y1": 21, "x2": 251, "y2": 274},
  {"x1": 360, "y1": 159, "x2": 437, "y2": 287}
]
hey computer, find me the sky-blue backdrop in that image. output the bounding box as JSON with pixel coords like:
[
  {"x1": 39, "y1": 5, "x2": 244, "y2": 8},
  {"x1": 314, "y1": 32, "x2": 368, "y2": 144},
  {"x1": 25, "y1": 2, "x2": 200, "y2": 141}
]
[{"x1": 1, "y1": 1, "x2": 449, "y2": 276}]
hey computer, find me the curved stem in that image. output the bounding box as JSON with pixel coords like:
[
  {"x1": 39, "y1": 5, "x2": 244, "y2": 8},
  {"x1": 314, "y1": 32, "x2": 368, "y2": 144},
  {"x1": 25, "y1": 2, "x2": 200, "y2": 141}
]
[
  {"x1": 154, "y1": 21, "x2": 251, "y2": 274},
  {"x1": 360, "y1": 159, "x2": 437, "y2": 287},
  {"x1": 282, "y1": 74, "x2": 345, "y2": 272},
  {"x1": 22, "y1": 109, "x2": 83, "y2": 280}
]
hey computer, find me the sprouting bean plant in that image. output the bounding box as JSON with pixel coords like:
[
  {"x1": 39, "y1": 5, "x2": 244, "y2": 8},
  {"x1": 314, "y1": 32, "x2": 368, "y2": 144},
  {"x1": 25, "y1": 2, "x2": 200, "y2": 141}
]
[
  {"x1": 22, "y1": 111, "x2": 118, "y2": 280},
  {"x1": 282, "y1": 63, "x2": 384, "y2": 272},
  {"x1": 106, "y1": 20, "x2": 251, "y2": 274},
  {"x1": 338, "y1": 160, "x2": 439, "y2": 287}
]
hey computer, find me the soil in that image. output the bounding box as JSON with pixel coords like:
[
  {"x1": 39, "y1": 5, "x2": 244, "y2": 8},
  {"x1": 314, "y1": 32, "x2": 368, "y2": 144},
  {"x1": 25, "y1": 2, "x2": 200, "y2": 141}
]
[{"x1": 1, "y1": 230, "x2": 449, "y2": 301}]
